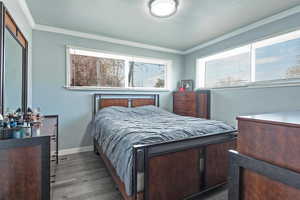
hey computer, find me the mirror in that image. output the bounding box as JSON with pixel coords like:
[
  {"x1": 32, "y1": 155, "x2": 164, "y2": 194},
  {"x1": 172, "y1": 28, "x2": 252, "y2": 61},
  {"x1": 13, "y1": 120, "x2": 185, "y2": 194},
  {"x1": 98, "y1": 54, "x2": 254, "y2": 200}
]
[
  {"x1": 4, "y1": 28, "x2": 23, "y2": 112},
  {"x1": 0, "y1": 4, "x2": 28, "y2": 114}
]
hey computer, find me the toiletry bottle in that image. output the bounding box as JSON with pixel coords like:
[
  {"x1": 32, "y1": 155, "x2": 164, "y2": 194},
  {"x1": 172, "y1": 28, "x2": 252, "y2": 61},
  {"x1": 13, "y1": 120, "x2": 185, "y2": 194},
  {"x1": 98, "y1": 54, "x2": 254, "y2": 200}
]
[{"x1": 0, "y1": 114, "x2": 3, "y2": 128}]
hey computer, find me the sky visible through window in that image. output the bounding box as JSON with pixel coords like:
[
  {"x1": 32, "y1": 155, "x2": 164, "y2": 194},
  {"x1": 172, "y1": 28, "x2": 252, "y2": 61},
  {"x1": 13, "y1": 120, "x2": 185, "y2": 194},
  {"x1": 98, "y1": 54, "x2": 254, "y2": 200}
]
[
  {"x1": 256, "y1": 38, "x2": 300, "y2": 81},
  {"x1": 205, "y1": 53, "x2": 251, "y2": 88},
  {"x1": 200, "y1": 31, "x2": 300, "y2": 88},
  {"x1": 130, "y1": 62, "x2": 165, "y2": 88}
]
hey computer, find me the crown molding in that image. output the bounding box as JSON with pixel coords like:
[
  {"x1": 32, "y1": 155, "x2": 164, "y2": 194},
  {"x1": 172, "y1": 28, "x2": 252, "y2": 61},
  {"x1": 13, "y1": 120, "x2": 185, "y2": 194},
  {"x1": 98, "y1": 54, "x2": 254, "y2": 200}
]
[
  {"x1": 18, "y1": 0, "x2": 36, "y2": 28},
  {"x1": 183, "y1": 5, "x2": 300, "y2": 55},
  {"x1": 34, "y1": 24, "x2": 184, "y2": 54}
]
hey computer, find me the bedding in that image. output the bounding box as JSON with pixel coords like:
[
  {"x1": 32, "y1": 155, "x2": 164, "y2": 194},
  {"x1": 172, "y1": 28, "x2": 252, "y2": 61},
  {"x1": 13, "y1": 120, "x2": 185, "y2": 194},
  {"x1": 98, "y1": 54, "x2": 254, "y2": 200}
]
[{"x1": 87, "y1": 105, "x2": 235, "y2": 195}]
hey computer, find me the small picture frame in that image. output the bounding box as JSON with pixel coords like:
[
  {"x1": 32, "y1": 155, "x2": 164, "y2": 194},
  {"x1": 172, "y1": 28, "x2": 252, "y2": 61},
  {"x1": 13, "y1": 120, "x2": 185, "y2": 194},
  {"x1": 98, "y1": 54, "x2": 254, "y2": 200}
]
[{"x1": 180, "y1": 80, "x2": 194, "y2": 91}]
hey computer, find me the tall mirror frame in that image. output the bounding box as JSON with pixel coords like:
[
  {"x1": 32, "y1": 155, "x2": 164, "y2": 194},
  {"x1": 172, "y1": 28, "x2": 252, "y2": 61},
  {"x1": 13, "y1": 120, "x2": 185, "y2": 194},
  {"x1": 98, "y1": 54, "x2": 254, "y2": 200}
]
[{"x1": 0, "y1": 2, "x2": 28, "y2": 114}]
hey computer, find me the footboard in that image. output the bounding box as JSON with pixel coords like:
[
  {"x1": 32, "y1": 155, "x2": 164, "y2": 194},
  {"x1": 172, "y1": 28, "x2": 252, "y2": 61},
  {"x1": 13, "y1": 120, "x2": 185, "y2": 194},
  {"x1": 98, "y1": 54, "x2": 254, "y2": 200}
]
[{"x1": 132, "y1": 131, "x2": 237, "y2": 200}]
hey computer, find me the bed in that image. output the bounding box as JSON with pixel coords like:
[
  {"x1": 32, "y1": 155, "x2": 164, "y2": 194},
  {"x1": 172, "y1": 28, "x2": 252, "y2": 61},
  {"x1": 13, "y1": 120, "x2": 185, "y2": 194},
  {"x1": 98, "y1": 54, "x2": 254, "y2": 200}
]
[{"x1": 89, "y1": 93, "x2": 237, "y2": 200}]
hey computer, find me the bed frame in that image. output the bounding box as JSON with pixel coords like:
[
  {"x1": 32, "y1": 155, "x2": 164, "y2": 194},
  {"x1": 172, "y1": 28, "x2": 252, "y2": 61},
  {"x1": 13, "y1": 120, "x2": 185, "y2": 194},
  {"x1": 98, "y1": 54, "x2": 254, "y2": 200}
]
[{"x1": 92, "y1": 93, "x2": 237, "y2": 200}]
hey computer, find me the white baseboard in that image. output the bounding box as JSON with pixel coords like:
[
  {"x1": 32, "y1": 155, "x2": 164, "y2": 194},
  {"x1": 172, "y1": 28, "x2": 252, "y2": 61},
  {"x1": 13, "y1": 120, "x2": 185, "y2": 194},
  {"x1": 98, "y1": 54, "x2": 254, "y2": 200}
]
[{"x1": 58, "y1": 145, "x2": 93, "y2": 156}]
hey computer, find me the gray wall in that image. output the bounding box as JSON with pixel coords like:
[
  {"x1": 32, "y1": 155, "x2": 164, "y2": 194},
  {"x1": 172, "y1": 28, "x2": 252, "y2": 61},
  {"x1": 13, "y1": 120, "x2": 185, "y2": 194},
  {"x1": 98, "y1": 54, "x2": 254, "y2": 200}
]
[
  {"x1": 32, "y1": 30, "x2": 184, "y2": 150},
  {"x1": 3, "y1": 0, "x2": 33, "y2": 106},
  {"x1": 184, "y1": 13, "x2": 300, "y2": 126}
]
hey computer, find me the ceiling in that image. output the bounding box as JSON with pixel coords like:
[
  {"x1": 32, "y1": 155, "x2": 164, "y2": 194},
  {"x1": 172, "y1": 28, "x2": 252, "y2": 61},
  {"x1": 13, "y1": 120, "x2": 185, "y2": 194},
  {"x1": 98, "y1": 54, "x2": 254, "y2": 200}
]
[{"x1": 25, "y1": 0, "x2": 300, "y2": 51}]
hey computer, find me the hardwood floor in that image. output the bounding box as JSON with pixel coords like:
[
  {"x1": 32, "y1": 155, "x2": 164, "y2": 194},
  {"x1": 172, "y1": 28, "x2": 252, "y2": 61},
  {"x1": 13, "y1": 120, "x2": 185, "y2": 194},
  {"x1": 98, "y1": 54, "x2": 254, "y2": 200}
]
[{"x1": 51, "y1": 152, "x2": 227, "y2": 200}]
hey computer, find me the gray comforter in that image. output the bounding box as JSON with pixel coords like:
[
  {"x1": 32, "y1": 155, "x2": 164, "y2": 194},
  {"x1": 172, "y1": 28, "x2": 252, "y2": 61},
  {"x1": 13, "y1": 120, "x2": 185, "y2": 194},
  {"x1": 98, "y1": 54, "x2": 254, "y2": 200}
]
[{"x1": 88, "y1": 105, "x2": 235, "y2": 195}]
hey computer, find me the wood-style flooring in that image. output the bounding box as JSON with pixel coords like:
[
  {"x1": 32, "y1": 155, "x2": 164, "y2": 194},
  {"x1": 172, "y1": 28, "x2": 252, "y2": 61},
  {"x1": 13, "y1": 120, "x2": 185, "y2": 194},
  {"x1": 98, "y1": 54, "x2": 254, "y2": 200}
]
[{"x1": 51, "y1": 152, "x2": 227, "y2": 200}]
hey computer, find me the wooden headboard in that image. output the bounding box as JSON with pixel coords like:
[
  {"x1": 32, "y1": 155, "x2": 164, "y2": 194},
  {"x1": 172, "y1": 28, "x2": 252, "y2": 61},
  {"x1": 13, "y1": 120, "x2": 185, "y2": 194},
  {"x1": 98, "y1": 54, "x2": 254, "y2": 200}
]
[{"x1": 93, "y1": 94, "x2": 159, "y2": 116}]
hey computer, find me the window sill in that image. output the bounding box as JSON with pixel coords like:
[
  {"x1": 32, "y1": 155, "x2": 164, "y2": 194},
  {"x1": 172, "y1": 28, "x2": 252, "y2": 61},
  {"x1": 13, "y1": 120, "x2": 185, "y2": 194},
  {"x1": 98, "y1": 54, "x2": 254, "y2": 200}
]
[
  {"x1": 63, "y1": 86, "x2": 171, "y2": 92},
  {"x1": 197, "y1": 79, "x2": 300, "y2": 90}
]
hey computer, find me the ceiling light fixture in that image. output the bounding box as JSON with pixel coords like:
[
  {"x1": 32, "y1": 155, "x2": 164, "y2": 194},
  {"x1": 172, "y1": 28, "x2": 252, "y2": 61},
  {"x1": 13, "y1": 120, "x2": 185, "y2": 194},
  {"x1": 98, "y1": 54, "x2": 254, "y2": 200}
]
[{"x1": 149, "y1": 0, "x2": 178, "y2": 18}]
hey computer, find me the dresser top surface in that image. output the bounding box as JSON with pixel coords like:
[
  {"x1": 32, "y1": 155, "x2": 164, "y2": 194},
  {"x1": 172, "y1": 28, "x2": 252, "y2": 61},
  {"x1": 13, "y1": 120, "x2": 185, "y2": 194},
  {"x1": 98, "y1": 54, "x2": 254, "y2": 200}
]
[{"x1": 237, "y1": 110, "x2": 300, "y2": 127}]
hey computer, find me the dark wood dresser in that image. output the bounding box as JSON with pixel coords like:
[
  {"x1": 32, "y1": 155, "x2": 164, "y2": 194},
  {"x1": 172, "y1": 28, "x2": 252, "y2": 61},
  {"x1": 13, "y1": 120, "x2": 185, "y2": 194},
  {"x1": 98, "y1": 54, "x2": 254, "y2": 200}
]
[
  {"x1": 0, "y1": 135, "x2": 50, "y2": 200},
  {"x1": 173, "y1": 90, "x2": 210, "y2": 119},
  {"x1": 229, "y1": 111, "x2": 300, "y2": 200}
]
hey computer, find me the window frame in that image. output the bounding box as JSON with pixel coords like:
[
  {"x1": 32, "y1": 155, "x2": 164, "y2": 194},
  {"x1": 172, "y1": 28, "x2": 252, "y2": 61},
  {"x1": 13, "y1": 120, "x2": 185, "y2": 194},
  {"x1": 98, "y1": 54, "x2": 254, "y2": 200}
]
[
  {"x1": 65, "y1": 46, "x2": 172, "y2": 91},
  {"x1": 196, "y1": 29, "x2": 300, "y2": 89}
]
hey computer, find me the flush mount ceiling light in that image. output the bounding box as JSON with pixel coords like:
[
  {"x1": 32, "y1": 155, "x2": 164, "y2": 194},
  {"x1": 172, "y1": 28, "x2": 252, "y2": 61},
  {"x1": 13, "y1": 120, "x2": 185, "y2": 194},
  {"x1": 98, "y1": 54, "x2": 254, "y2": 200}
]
[{"x1": 149, "y1": 0, "x2": 178, "y2": 18}]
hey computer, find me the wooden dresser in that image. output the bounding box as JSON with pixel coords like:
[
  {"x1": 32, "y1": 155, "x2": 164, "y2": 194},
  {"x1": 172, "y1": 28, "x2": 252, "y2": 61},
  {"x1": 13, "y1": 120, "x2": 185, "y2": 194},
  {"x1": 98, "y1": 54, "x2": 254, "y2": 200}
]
[
  {"x1": 0, "y1": 136, "x2": 50, "y2": 200},
  {"x1": 229, "y1": 111, "x2": 300, "y2": 200},
  {"x1": 173, "y1": 90, "x2": 210, "y2": 119}
]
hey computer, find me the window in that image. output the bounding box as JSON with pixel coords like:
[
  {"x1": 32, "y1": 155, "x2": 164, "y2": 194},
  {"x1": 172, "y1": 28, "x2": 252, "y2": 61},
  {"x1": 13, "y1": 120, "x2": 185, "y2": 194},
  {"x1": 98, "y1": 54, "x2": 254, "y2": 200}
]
[
  {"x1": 254, "y1": 33, "x2": 300, "y2": 82},
  {"x1": 129, "y1": 61, "x2": 166, "y2": 88},
  {"x1": 198, "y1": 46, "x2": 251, "y2": 88},
  {"x1": 70, "y1": 53, "x2": 126, "y2": 87},
  {"x1": 66, "y1": 47, "x2": 171, "y2": 90},
  {"x1": 197, "y1": 30, "x2": 300, "y2": 88}
]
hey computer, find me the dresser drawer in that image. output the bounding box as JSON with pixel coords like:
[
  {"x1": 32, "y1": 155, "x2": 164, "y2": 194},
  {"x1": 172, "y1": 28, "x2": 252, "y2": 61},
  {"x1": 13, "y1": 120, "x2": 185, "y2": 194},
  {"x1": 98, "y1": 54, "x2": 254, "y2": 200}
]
[
  {"x1": 175, "y1": 111, "x2": 197, "y2": 117},
  {"x1": 174, "y1": 106, "x2": 197, "y2": 116},
  {"x1": 174, "y1": 103, "x2": 196, "y2": 112},
  {"x1": 174, "y1": 92, "x2": 196, "y2": 100},
  {"x1": 50, "y1": 139, "x2": 57, "y2": 151},
  {"x1": 41, "y1": 115, "x2": 59, "y2": 165}
]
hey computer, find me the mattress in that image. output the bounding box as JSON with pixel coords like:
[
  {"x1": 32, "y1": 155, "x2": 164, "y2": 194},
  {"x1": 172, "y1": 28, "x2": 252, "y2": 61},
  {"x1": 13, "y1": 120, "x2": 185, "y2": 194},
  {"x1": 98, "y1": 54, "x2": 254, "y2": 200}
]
[{"x1": 87, "y1": 105, "x2": 235, "y2": 195}]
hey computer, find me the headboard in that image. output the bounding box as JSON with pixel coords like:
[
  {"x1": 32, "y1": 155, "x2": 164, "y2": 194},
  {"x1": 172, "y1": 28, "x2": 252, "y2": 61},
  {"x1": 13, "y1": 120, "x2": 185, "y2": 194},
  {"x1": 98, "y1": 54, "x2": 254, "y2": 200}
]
[{"x1": 93, "y1": 94, "x2": 160, "y2": 116}]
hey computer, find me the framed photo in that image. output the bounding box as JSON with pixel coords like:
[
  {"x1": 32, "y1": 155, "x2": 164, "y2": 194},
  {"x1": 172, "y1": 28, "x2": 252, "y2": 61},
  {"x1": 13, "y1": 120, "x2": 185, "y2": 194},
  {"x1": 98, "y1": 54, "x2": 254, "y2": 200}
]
[{"x1": 180, "y1": 80, "x2": 194, "y2": 91}]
